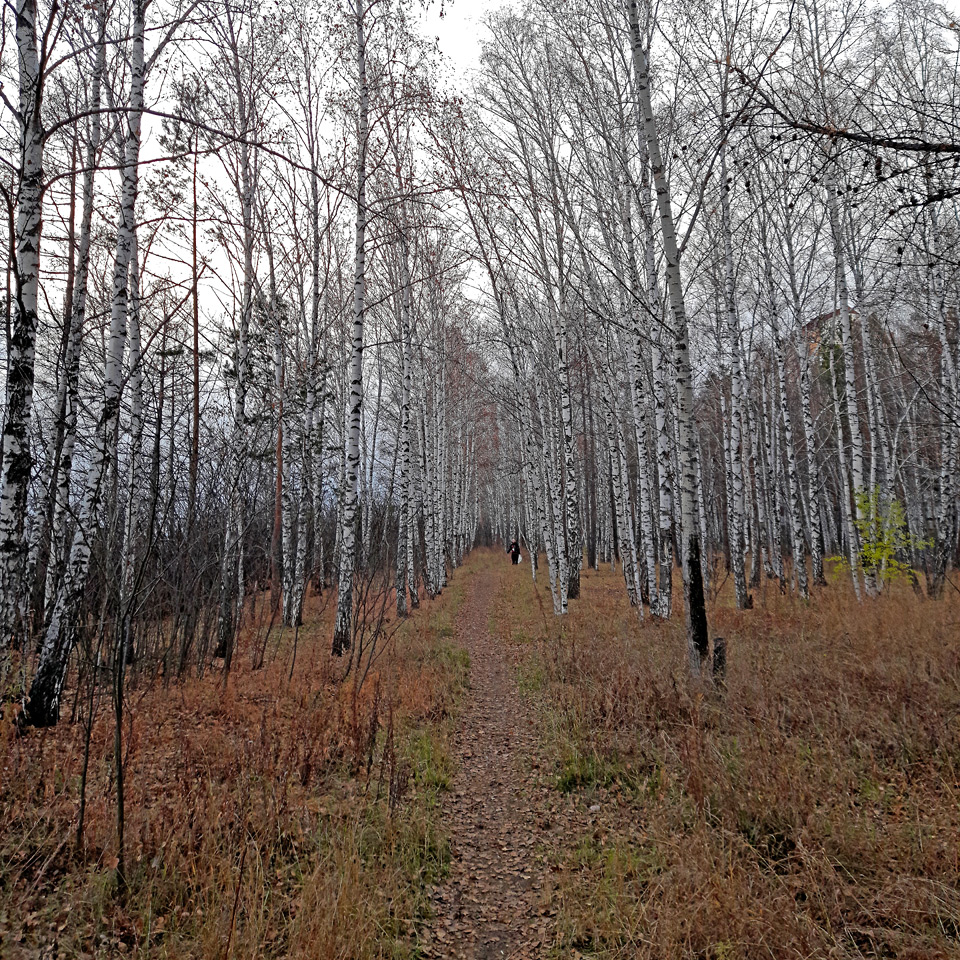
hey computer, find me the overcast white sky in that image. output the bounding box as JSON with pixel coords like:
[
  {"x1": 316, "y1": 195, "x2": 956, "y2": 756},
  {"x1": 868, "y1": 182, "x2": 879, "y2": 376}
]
[{"x1": 419, "y1": 0, "x2": 503, "y2": 79}]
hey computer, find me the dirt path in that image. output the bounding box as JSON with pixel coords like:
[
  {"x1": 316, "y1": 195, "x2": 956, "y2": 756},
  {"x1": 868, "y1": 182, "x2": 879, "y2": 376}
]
[{"x1": 417, "y1": 564, "x2": 566, "y2": 959}]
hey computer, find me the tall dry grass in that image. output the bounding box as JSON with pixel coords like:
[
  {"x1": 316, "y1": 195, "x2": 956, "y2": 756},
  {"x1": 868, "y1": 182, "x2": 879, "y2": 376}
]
[
  {"x1": 1, "y1": 573, "x2": 470, "y2": 959},
  {"x1": 495, "y1": 559, "x2": 960, "y2": 959}
]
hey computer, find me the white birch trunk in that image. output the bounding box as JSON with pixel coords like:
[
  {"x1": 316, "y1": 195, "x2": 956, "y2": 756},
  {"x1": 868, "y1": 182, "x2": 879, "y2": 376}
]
[
  {"x1": 617, "y1": 182, "x2": 658, "y2": 610},
  {"x1": 764, "y1": 280, "x2": 809, "y2": 598},
  {"x1": 332, "y1": 0, "x2": 368, "y2": 656},
  {"x1": 927, "y1": 206, "x2": 959, "y2": 595},
  {"x1": 416, "y1": 367, "x2": 438, "y2": 597},
  {"x1": 829, "y1": 348, "x2": 862, "y2": 600},
  {"x1": 26, "y1": 0, "x2": 145, "y2": 725},
  {"x1": 628, "y1": 0, "x2": 709, "y2": 673},
  {"x1": 760, "y1": 367, "x2": 785, "y2": 587},
  {"x1": 281, "y1": 386, "x2": 301, "y2": 627},
  {"x1": 0, "y1": 0, "x2": 44, "y2": 652},
  {"x1": 42, "y1": 14, "x2": 106, "y2": 625},
  {"x1": 539, "y1": 389, "x2": 568, "y2": 613},
  {"x1": 437, "y1": 355, "x2": 448, "y2": 589},
  {"x1": 312, "y1": 356, "x2": 329, "y2": 589},
  {"x1": 120, "y1": 236, "x2": 147, "y2": 661},
  {"x1": 292, "y1": 389, "x2": 312, "y2": 624},
  {"x1": 783, "y1": 214, "x2": 826, "y2": 585},
  {"x1": 606, "y1": 393, "x2": 643, "y2": 610},
  {"x1": 826, "y1": 170, "x2": 868, "y2": 575},
  {"x1": 719, "y1": 147, "x2": 748, "y2": 609},
  {"x1": 650, "y1": 332, "x2": 674, "y2": 617},
  {"x1": 217, "y1": 0, "x2": 258, "y2": 663},
  {"x1": 554, "y1": 301, "x2": 582, "y2": 601},
  {"x1": 396, "y1": 225, "x2": 415, "y2": 617}
]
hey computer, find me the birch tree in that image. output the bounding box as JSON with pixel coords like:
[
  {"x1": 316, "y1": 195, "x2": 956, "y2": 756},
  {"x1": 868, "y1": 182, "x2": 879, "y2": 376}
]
[{"x1": 26, "y1": 0, "x2": 149, "y2": 726}]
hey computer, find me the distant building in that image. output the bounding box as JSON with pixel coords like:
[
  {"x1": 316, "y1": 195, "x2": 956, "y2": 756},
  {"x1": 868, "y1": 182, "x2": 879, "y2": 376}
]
[{"x1": 801, "y1": 308, "x2": 858, "y2": 356}]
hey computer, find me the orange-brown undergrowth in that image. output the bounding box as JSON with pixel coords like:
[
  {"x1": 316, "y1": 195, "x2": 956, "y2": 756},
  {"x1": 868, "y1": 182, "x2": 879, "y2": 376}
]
[
  {"x1": 496, "y1": 559, "x2": 960, "y2": 959},
  {"x1": 2, "y1": 572, "x2": 469, "y2": 959}
]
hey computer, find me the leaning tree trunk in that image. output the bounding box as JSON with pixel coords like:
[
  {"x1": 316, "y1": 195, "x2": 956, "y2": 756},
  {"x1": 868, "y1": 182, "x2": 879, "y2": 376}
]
[
  {"x1": 27, "y1": 140, "x2": 76, "y2": 620},
  {"x1": 26, "y1": 0, "x2": 145, "y2": 726},
  {"x1": 42, "y1": 11, "x2": 106, "y2": 626},
  {"x1": 627, "y1": 0, "x2": 709, "y2": 675}
]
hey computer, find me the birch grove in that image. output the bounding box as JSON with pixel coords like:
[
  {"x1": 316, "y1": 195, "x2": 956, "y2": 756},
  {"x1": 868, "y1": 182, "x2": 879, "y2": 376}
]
[{"x1": 1, "y1": 0, "x2": 959, "y2": 725}]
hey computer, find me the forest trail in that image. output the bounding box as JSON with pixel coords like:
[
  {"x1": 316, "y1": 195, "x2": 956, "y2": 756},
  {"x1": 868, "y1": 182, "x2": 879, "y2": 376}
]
[{"x1": 418, "y1": 562, "x2": 565, "y2": 959}]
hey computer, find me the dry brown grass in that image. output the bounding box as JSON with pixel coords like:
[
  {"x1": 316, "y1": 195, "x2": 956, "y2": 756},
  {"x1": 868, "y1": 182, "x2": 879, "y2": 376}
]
[
  {"x1": 1, "y1": 572, "x2": 470, "y2": 959},
  {"x1": 494, "y1": 559, "x2": 960, "y2": 959}
]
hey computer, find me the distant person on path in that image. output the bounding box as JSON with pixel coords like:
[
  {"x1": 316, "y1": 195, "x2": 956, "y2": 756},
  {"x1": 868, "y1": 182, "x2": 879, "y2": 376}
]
[{"x1": 507, "y1": 538, "x2": 522, "y2": 565}]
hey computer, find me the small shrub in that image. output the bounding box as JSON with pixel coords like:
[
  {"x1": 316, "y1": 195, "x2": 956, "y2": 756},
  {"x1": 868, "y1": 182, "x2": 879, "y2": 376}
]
[{"x1": 828, "y1": 488, "x2": 931, "y2": 590}]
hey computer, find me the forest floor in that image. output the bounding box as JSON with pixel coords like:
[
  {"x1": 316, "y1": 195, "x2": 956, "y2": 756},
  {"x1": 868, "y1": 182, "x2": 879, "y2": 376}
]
[
  {"x1": 3, "y1": 550, "x2": 960, "y2": 959},
  {"x1": 481, "y1": 555, "x2": 960, "y2": 959}
]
